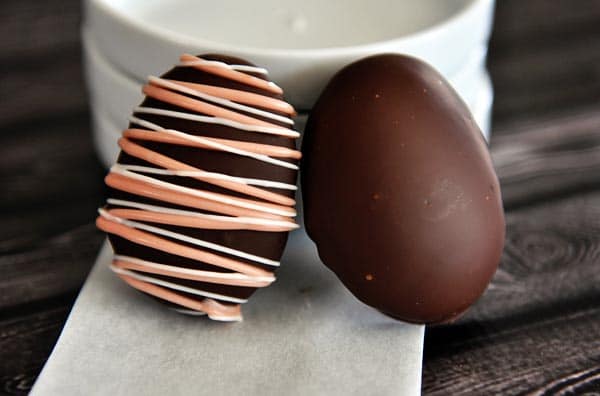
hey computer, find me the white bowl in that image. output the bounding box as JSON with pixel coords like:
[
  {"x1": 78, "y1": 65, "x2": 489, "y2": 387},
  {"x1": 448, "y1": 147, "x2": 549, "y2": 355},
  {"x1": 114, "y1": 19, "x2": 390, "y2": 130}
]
[
  {"x1": 473, "y1": 71, "x2": 493, "y2": 135},
  {"x1": 83, "y1": 30, "x2": 143, "y2": 128},
  {"x1": 84, "y1": 0, "x2": 494, "y2": 109},
  {"x1": 83, "y1": 28, "x2": 488, "y2": 130}
]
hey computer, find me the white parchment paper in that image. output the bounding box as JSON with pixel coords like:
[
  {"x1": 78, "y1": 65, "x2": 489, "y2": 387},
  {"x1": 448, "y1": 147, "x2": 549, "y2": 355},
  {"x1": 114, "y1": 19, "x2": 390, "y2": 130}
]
[{"x1": 31, "y1": 232, "x2": 424, "y2": 396}]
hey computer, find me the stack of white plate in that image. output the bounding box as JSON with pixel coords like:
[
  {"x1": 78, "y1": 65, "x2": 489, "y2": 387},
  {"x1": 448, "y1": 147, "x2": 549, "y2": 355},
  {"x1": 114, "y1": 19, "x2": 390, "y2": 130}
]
[{"x1": 83, "y1": 0, "x2": 495, "y2": 168}]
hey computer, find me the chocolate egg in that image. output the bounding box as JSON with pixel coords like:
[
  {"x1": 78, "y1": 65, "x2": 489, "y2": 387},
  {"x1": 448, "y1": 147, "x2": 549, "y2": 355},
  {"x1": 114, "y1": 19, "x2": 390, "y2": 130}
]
[
  {"x1": 96, "y1": 54, "x2": 300, "y2": 321},
  {"x1": 301, "y1": 54, "x2": 505, "y2": 324}
]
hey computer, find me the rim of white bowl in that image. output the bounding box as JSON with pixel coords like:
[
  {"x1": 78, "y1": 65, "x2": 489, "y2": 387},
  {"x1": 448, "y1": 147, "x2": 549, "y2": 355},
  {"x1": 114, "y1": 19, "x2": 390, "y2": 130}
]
[
  {"x1": 89, "y1": 0, "x2": 490, "y2": 58},
  {"x1": 83, "y1": 23, "x2": 488, "y2": 91}
]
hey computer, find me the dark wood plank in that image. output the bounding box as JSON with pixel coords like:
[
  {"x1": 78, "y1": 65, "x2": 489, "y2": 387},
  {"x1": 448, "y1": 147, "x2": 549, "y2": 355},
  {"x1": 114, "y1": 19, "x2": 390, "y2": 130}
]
[
  {"x1": 489, "y1": 47, "x2": 600, "y2": 126},
  {"x1": 0, "y1": 295, "x2": 76, "y2": 396},
  {"x1": 0, "y1": 113, "x2": 105, "y2": 211},
  {"x1": 424, "y1": 297, "x2": 600, "y2": 394},
  {"x1": 423, "y1": 188, "x2": 600, "y2": 394},
  {"x1": 0, "y1": 0, "x2": 81, "y2": 60},
  {"x1": 492, "y1": 107, "x2": 600, "y2": 208},
  {"x1": 0, "y1": 0, "x2": 85, "y2": 129},
  {"x1": 489, "y1": 0, "x2": 600, "y2": 126},
  {"x1": 0, "y1": 112, "x2": 105, "y2": 310},
  {"x1": 0, "y1": 223, "x2": 102, "y2": 310},
  {"x1": 0, "y1": 49, "x2": 87, "y2": 128},
  {"x1": 490, "y1": 0, "x2": 600, "y2": 45},
  {"x1": 490, "y1": 0, "x2": 600, "y2": 46}
]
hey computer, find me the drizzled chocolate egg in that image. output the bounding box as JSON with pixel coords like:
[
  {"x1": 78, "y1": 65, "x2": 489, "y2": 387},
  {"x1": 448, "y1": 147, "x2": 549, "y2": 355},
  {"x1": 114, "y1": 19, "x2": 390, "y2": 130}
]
[
  {"x1": 301, "y1": 54, "x2": 505, "y2": 324},
  {"x1": 96, "y1": 54, "x2": 300, "y2": 321}
]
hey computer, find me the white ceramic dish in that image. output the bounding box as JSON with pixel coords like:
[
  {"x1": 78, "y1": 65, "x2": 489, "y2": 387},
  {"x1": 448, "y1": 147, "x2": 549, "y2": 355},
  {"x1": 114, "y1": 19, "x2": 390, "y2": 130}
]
[
  {"x1": 83, "y1": 31, "x2": 143, "y2": 128},
  {"x1": 473, "y1": 71, "x2": 493, "y2": 135},
  {"x1": 84, "y1": 0, "x2": 494, "y2": 109},
  {"x1": 83, "y1": 28, "x2": 488, "y2": 132}
]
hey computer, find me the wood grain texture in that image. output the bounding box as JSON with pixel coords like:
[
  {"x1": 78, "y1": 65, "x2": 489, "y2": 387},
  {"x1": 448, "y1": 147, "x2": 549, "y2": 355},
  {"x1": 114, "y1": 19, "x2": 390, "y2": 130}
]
[
  {"x1": 0, "y1": 296, "x2": 75, "y2": 396},
  {"x1": 1, "y1": 0, "x2": 600, "y2": 395},
  {"x1": 488, "y1": 0, "x2": 600, "y2": 127},
  {"x1": 0, "y1": 113, "x2": 106, "y2": 310},
  {"x1": 0, "y1": 51, "x2": 87, "y2": 127},
  {"x1": 423, "y1": 190, "x2": 600, "y2": 394},
  {"x1": 492, "y1": 108, "x2": 600, "y2": 208},
  {"x1": 0, "y1": 0, "x2": 81, "y2": 60},
  {"x1": 0, "y1": 0, "x2": 86, "y2": 127}
]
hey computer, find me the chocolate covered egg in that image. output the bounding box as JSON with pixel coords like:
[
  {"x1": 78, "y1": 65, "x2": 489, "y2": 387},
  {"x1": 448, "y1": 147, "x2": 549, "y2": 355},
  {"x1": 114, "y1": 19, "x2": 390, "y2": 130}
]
[
  {"x1": 97, "y1": 54, "x2": 300, "y2": 321},
  {"x1": 301, "y1": 54, "x2": 505, "y2": 324}
]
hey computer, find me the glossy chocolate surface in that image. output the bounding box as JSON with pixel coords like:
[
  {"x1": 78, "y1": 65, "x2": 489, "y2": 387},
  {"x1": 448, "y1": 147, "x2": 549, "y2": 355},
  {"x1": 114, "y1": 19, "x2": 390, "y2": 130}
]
[{"x1": 302, "y1": 54, "x2": 505, "y2": 324}]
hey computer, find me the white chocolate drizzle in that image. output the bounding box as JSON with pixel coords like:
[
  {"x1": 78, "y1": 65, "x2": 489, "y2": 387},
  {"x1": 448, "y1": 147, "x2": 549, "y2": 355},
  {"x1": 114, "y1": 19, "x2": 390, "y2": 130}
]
[{"x1": 132, "y1": 107, "x2": 299, "y2": 137}]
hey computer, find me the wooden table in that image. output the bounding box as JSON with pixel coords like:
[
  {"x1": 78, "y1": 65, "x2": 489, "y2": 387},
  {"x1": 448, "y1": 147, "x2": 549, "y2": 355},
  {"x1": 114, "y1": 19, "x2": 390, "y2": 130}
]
[{"x1": 2, "y1": 1, "x2": 600, "y2": 394}]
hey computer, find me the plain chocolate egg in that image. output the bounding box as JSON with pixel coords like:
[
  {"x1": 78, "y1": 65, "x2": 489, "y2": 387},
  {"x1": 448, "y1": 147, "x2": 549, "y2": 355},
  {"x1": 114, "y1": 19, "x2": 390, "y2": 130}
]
[{"x1": 301, "y1": 54, "x2": 505, "y2": 324}]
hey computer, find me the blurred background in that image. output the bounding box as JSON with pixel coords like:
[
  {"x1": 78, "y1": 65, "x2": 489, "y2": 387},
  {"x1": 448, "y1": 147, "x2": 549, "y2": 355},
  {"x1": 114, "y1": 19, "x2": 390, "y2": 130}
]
[{"x1": 2, "y1": 1, "x2": 600, "y2": 395}]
